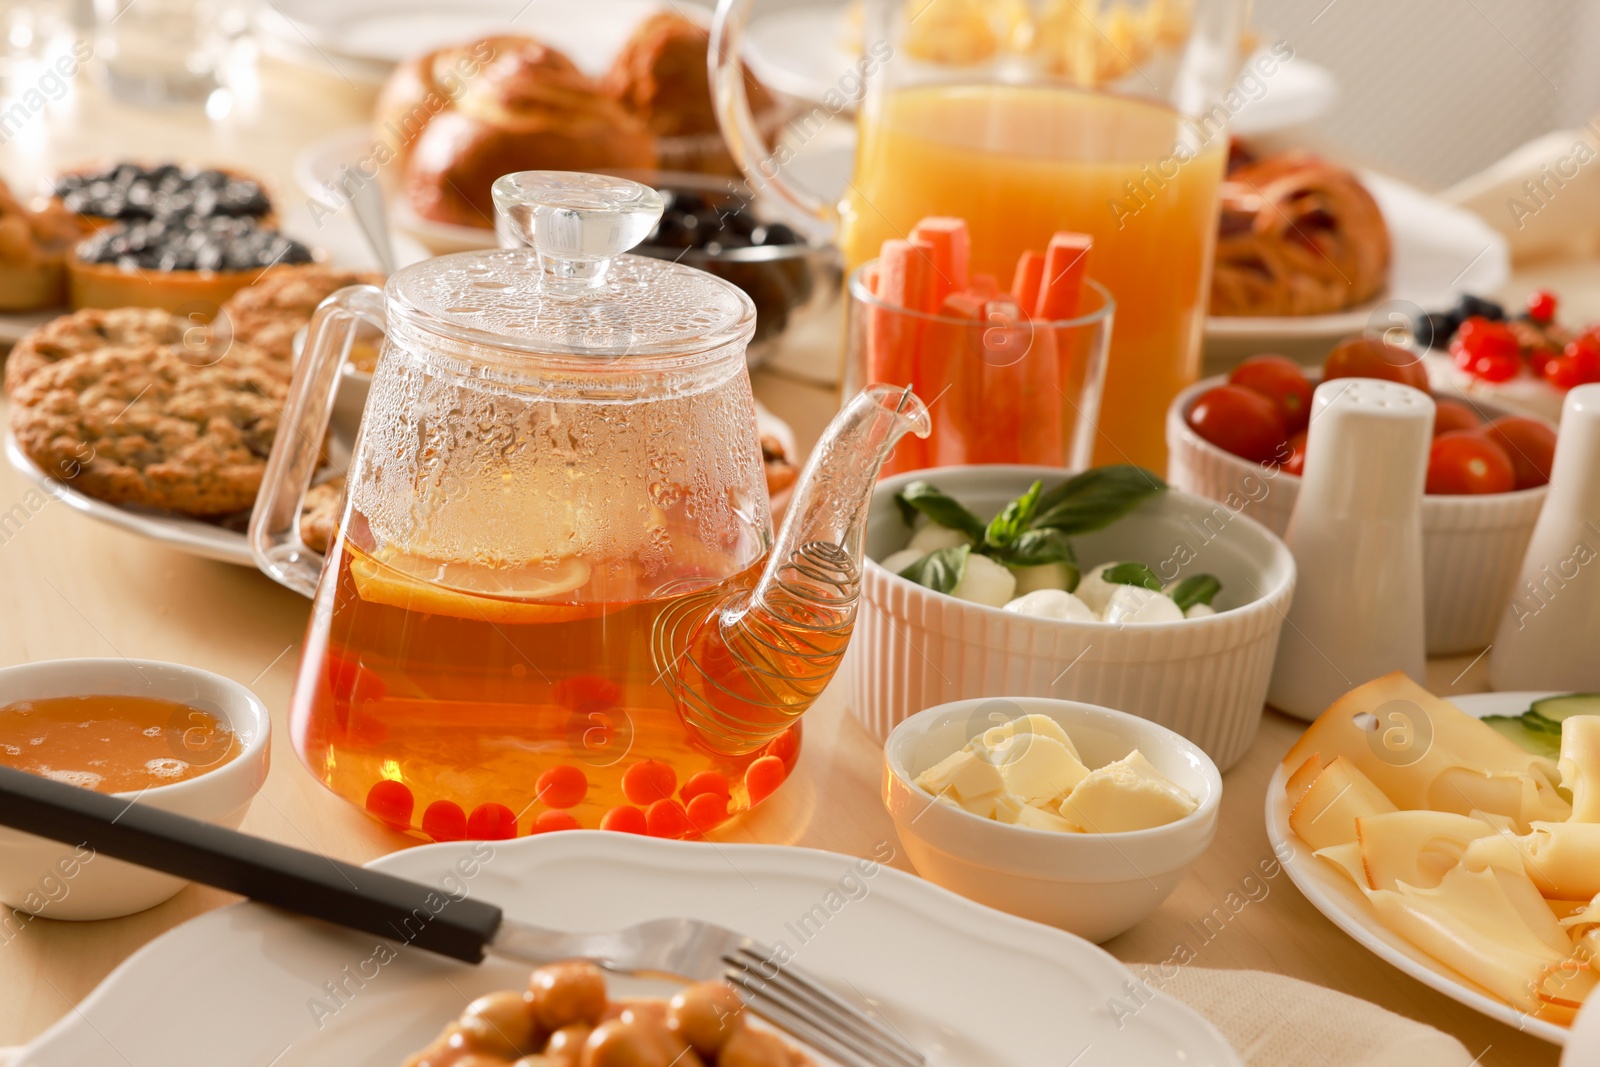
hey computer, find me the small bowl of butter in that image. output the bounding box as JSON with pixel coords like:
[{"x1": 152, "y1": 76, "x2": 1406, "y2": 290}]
[{"x1": 883, "y1": 697, "x2": 1221, "y2": 943}]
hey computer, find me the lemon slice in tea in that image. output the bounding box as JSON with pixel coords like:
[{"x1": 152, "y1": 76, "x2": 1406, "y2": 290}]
[{"x1": 350, "y1": 548, "x2": 596, "y2": 624}]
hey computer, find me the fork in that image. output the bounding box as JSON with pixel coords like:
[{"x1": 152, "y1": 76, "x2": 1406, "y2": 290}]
[{"x1": 0, "y1": 766, "x2": 925, "y2": 1067}]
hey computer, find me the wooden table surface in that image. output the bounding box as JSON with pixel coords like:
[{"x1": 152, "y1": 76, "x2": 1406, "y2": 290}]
[{"x1": 0, "y1": 57, "x2": 1590, "y2": 1067}]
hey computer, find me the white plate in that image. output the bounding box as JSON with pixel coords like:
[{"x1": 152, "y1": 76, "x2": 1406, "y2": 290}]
[
  {"x1": 1265, "y1": 690, "x2": 1568, "y2": 1046},
  {"x1": 742, "y1": 2, "x2": 1336, "y2": 135},
  {"x1": 255, "y1": 0, "x2": 666, "y2": 84},
  {"x1": 1206, "y1": 172, "x2": 1510, "y2": 343},
  {"x1": 17, "y1": 833, "x2": 1240, "y2": 1066}
]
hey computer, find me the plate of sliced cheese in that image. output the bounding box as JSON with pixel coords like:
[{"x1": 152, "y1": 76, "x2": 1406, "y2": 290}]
[{"x1": 1266, "y1": 674, "x2": 1600, "y2": 1046}]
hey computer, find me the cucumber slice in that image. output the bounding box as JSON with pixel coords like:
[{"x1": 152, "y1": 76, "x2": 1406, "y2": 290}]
[
  {"x1": 1529, "y1": 693, "x2": 1600, "y2": 723},
  {"x1": 1482, "y1": 715, "x2": 1563, "y2": 759},
  {"x1": 1521, "y1": 711, "x2": 1564, "y2": 735}
]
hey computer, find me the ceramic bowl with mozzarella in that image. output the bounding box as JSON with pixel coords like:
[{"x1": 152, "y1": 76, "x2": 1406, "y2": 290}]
[
  {"x1": 847, "y1": 466, "x2": 1297, "y2": 772},
  {"x1": 1166, "y1": 374, "x2": 1548, "y2": 655},
  {"x1": 0, "y1": 659, "x2": 270, "y2": 920},
  {"x1": 883, "y1": 696, "x2": 1222, "y2": 942}
]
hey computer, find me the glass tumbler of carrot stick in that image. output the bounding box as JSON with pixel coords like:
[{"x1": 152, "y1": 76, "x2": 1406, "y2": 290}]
[{"x1": 844, "y1": 217, "x2": 1113, "y2": 475}]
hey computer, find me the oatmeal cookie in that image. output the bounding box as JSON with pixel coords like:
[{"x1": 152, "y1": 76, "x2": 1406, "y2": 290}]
[
  {"x1": 217, "y1": 264, "x2": 384, "y2": 361},
  {"x1": 4, "y1": 306, "x2": 186, "y2": 396},
  {"x1": 10, "y1": 340, "x2": 289, "y2": 516},
  {"x1": 300, "y1": 475, "x2": 345, "y2": 554}
]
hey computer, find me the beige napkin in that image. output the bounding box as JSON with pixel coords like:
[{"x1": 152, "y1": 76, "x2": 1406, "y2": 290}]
[
  {"x1": 0, "y1": 971, "x2": 1477, "y2": 1066},
  {"x1": 1442, "y1": 122, "x2": 1600, "y2": 263},
  {"x1": 1161, "y1": 966, "x2": 1476, "y2": 1066}
]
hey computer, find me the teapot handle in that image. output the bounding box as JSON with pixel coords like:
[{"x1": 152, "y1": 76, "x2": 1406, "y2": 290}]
[
  {"x1": 709, "y1": 0, "x2": 837, "y2": 244},
  {"x1": 249, "y1": 285, "x2": 385, "y2": 597}
]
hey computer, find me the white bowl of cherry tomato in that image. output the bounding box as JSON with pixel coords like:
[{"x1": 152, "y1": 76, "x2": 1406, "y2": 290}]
[{"x1": 1167, "y1": 338, "x2": 1555, "y2": 655}]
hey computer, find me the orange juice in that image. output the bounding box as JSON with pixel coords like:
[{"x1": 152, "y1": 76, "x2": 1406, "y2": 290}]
[{"x1": 842, "y1": 84, "x2": 1226, "y2": 469}]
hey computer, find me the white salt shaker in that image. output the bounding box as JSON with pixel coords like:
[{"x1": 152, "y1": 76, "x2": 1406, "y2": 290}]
[
  {"x1": 1489, "y1": 383, "x2": 1600, "y2": 691},
  {"x1": 1268, "y1": 379, "x2": 1433, "y2": 719}
]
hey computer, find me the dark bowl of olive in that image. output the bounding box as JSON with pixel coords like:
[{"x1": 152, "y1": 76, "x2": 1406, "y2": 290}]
[{"x1": 610, "y1": 170, "x2": 843, "y2": 367}]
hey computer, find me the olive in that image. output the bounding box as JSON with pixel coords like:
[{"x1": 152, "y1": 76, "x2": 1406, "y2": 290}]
[
  {"x1": 529, "y1": 961, "x2": 609, "y2": 1030},
  {"x1": 542, "y1": 1023, "x2": 593, "y2": 1066},
  {"x1": 666, "y1": 981, "x2": 745, "y2": 1056},
  {"x1": 718, "y1": 1028, "x2": 794, "y2": 1067},
  {"x1": 457, "y1": 989, "x2": 542, "y2": 1057},
  {"x1": 578, "y1": 1019, "x2": 672, "y2": 1067}
]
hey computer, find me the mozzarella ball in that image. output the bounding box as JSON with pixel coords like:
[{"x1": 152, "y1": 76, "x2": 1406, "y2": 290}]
[
  {"x1": 1185, "y1": 603, "x2": 1217, "y2": 619},
  {"x1": 1010, "y1": 561, "x2": 1075, "y2": 596},
  {"x1": 1073, "y1": 563, "x2": 1122, "y2": 615},
  {"x1": 1002, "y1": 589, "x2": 1095, "y2": 622},
  {"x1": 949, "y1": 552, "x2": 1016, "y2": 607},
  {"x1": 1102, "y1": 586, "x2": 1184, "y2": 625},
  {"x1": 878, "y1": 548, "x2": 925, "y2": 575},
  {"x1": 908, "y1": 522, "x2": 971, "y2": 554}
]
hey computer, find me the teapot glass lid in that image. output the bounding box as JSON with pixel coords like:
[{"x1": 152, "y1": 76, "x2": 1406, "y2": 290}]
[{"x1": 387, "y1": 172, "x2": 756, "y2": 360}]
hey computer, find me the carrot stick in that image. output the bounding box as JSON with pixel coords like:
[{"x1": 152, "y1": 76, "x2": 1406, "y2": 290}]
[
  {"x1": 869, "y1": 238, "x2": 937, "y2": 474},
  {"x1": 1011, "y1": 250, "x2": 1045, "y2": 312},
  {"x1": 976, "y1": 297, "x2": 1025, "y2": 464},
  {"x1": 924, "y1": 291, "x2": 986, "y2": 467},
  {"x1": 968, "y1": 274, "x2": 999, "y2": 301},
  {"x1": 1035, "y1": 232, "x2": 1092, "y2": 321},
  {"x1": 909, "y1": 217, "x2": 970, "y2": 306}
]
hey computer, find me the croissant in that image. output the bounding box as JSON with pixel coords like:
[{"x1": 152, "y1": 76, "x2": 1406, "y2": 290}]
[
  {"x1": 1209, "y1": 152, "x2": 1391, "y2": 317},
  {"x1": 377, "y1": 36, "x2": 657, "y2": 230}
]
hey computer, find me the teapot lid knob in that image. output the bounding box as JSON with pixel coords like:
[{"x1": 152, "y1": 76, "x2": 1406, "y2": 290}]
[{"x1": 492, "y1": 171, "x2": 664, "y2": 292}]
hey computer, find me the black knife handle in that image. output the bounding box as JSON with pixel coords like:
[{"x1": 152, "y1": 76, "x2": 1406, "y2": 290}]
[{"x1": 0, "y1": 764, "x2": 502, "y2": 962}]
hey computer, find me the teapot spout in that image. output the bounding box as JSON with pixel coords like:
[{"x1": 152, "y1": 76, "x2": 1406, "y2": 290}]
[{"x1": 664, "y1": 385, "x2": 930, "y2": 755}]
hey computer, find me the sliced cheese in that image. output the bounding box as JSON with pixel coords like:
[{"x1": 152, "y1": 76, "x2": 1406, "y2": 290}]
[
  {"x1": 1366, "y1": 864, "x2": 1570, "y2": 1012},
  {"x1": 1282, "y1": 672, "x2": 1568, "y2": 827},
  {"x1": 1286, "y1": 752, "x2": 1326, "y2": 810},
  {"x1": 1288, "y1": 756, "x2": 1398, "y2": 851},
  {"x1": 980, "y1": 713, "x2": 1079, "y2": 759},
  {"x1": 1013, "y1": 802, "x2": 1079, "y2": 833},
  {"x1": 1058, "y1": 751, "x2": 1197, "y2": 833},
  {"x1": 990, "y1": 734, "x2": 1089, "y2": 805},
  {"x1": 1355, "y1": 810, "x2": 1498, "y2": 892},
  {"x1": 1461, "y1": 821, "x2": 1600, "y2": 900},
  {"x1": 1314, "y1": 841, "x2": 1367, "y2": 888},
  {"x1": 1561, "y1": 716, "x2": 1600, "y2": 822},
  {"x1": 914, "y1": 749, "x2": 1005, "y2": 803}
]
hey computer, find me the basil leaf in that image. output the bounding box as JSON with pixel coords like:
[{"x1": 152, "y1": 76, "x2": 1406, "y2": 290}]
[
  {"x1": 1101, "y1": 561, "x2": 1164, "y2": 592},
  {"x1": 895, "y1": 482, "x2": 986, "y2": 540},
  {"x1": 899, "y1": 544, "x2": 970, "y2": 594},
  {"x1": 1033, "y1": 465, "x2": 1167, "y2": 535},
  {"x1": 984, "y1": 480, "x2": 1043, "y2": 551},
  {"x1": 1002, "y1": 528, "x2": 1077, "y2": 568},
  {"x1": 1170, "y1": 573, "x2": 1222, "y2": 612}
]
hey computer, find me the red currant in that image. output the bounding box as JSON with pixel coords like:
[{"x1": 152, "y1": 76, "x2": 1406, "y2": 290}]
[
  {"x1": 1545, "y1": 344, "x2": 1600, "y2": 389},
  {"x1": 1526, "y1": 289, "x2": 1558, "y2": 323},
  {"x1": 1451, "y1": 317, "x2": 1521, "y2": 382}
]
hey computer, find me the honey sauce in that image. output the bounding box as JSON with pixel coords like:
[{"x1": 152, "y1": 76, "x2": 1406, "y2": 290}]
[{"x1": 0, "y1": 694, "x2": 241, "y2": 793}]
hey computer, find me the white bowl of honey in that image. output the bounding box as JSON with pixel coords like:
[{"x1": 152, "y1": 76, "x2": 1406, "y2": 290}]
[{"x1": 0, "y1": 659, "x2": 270, "y2": 920}]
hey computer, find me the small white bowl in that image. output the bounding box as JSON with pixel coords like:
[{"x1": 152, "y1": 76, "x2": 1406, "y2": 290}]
[
  {"x1": 847, "y1": 466, "x2": 1296, "y2": 771},
  {"x1": 1166, "y1": 375, "x2": 1549, "y2": 655},
  {"x1": 883, "y1": 696, "x2": 1221, "y2": 943},
  {"x1": 0, "y1": 659, "x2": 270, "y2": 920}
]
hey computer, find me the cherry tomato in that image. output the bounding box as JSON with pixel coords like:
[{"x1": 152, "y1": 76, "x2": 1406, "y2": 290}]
[
  {"x1": 1432, "y1": 399, "x2": 1483, "y2": 437},
  {"x1": 745, "y1": 756, "x2": 787, "y2": 806},
  {"x1": 365, "y1": 779, "x2": 414, "y2": 830},
  {"x1": 533, "y1": 810, "x2": 581, "y2": 833},
  {"x1": 536, "y1": 764, "x2": 588, "y2": 809},
  {"x1": 1526, "y1": 289, "x2": 1558, "y2": 323},
  {"x1": 1323, "y1": 335, "x2": 1429, "y2": 391},
  {"x1": 645, "y1": 799, "x2": 690, "y2": 839},
  {"x1": 1227, "y1": 354, "x2": 1314, "y2": 434},
  {"x1": 685, "y1": 792, "x2": 729, "y2": 834},
  {"x1": 1450, "y1": 317, "x2": 1521, "y2": 382},
  {"x1": 1481, "y1": 416, "x2": 1557, "y2": 490},
  {"x1": 466, "y1": 803, "x2": 519, "y2": 840},
  {"x1": 600, "y1": 805, "x2": 647, "y2": 834},
  {"x1": 1426, "y1": 431, "x2": 1515, "y2": 495},
  {"x1": 421, "y1": 800, "x2": 466, "y2": 842},
  {"x1": 1282, "y1": 430, "x2": 1308, "y2": 476},
  {"x1": 621, "y1": 760, "x2": 678, "y2": 805},
  {"x1": 1186, "y1": 384, "x2": 1288, "y2": 464}
]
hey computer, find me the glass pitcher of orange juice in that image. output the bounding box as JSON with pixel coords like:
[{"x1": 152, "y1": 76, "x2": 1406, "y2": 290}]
[
  {"x1": 712, "y1": 0, "x2": 1244, "y2": 469},
  {"x1": 249, "y1": 172, "x2": 928, "y2": 841}
]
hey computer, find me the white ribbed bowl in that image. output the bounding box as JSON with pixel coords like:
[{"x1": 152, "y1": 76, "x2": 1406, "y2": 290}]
[
  {"x1": 1166, "y1": 375, "x2": 1548, "y2": 655},
  {"x1": 846, "y1": 466, "x2": 1297, "y2": 772}
]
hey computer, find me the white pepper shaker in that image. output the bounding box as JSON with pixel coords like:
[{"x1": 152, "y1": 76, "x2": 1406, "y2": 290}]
[
  {"x1": 1489, "y1": 383, "x2": 1600, "y2": 691},
  {"x1": 1268, "y1": 379, "x2": 1433, "y2": 719}
]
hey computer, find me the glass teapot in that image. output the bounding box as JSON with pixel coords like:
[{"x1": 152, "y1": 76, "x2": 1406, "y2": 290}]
[{"x1": 249, "y1": 172, "x2": 928, "y2": 839}]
